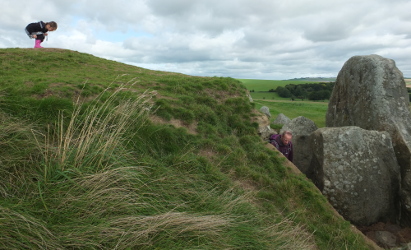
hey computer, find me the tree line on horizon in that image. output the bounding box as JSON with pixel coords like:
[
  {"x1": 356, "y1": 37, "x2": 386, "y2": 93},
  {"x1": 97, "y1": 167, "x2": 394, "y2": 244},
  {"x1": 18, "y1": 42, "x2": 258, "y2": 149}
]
[
  {"x1": 277, "y1": 82, "x2": 411, "y2": 102},
  {"x1": 272, "y1": 82, "x2": 335, "y2": 101}
]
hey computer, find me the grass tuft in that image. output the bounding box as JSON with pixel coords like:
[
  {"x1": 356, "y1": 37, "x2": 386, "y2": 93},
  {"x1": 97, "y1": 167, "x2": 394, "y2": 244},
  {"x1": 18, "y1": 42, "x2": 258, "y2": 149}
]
[
  {"x1": 0, "y1": 206, "x2": 61, "y2": 249},
  {"x1": 33, "y1": 81, "x2": 155, "y2": 178}
]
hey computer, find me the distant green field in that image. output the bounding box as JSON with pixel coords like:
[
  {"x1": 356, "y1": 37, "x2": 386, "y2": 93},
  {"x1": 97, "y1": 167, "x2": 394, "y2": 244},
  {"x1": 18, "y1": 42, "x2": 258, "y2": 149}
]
[
  {"x1": 249, "y1": 91, "x2": 278, "y2": 100},
  {"x1": 237, "y1": 79, "x2": 330, "y2": 128},
  {"x1": 237, "y1": 78, "x2": 333, "y2": 92},
  {"x1": 237, "y1": 79, "x2": 289, "y2": 91},
  {"x1": 248, "y1": 91, "x2": 307, "y2": 101},
  {"x1": 254, "y1": 100, "x2": 328, "y2": 128}
]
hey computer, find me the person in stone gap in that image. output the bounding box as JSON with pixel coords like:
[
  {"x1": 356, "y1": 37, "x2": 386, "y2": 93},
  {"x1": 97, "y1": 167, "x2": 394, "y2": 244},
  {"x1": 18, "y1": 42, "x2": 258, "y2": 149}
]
[
  {"x1": 25, "y1": 21, "x2": 58, "y2": 48},
  {"x1": 269, "y1": 130, "x2": 293, "y2": 162}
]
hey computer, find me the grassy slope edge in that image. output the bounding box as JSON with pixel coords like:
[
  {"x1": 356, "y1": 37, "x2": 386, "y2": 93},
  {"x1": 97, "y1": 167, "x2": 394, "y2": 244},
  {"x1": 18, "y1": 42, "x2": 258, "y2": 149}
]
[{"x1": 0, "y1": 48, "x2": 377, "y2": 249}]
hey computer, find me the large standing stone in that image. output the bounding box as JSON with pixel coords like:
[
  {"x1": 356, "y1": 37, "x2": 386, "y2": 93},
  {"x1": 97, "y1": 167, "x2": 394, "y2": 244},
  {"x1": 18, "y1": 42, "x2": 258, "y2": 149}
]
[
  {"x1": 326, "y1": 54, "x2": 411, "y2": 226},
  {"x1": 281, "y1": 116, "x2": 318, "y2": 174},
  {"x1": 309, "y1": 126, "x2": 400, "y2": 226}
]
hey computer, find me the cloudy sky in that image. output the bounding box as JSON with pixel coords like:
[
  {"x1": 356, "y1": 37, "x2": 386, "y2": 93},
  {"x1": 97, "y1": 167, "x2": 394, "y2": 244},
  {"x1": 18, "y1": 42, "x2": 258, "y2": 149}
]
[{"x1": 2, "y1": 0, "x2": 411, "y2": 79}]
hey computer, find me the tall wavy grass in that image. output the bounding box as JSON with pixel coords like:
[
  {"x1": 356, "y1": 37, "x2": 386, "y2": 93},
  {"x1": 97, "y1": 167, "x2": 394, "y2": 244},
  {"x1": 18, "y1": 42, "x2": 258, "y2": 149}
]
[
  {"x1": 0, "y1": 84, "x2": 235, "y2": 249},
  {"x1": 34, "y1": 83, "x2": 154, "y2": 175}
]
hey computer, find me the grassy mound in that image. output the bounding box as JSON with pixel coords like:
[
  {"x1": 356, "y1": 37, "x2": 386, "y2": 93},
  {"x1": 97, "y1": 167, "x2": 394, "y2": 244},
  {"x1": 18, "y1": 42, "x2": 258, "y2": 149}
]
[{"x1": 0, "y1": 48, "x2": 375, "y2": 249}]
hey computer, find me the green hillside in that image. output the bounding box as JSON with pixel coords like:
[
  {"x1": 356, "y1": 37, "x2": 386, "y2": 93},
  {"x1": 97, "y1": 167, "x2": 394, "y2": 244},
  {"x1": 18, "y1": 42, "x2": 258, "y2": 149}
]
[{"x1": 0, "y1": 48, "x2": 375, "y2": 249}]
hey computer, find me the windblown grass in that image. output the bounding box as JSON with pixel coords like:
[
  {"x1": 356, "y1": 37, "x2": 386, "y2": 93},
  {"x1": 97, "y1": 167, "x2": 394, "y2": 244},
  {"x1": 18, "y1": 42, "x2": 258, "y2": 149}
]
[
  {"x1": 1, "y1": 84, "x2": 235, "y2": 249},
  {"x1": 0, "y1": 112, "x2": 38, "y2": 198},
  {"x1": 44, "y1": 168, "x2": 233, "y2": 249},
  {"x1": 35, "y1": 81, "x2": 155, "y2": 174},
  {"x1": 264, "y1": 214, "x2": 317, "y2": 250},
  {"x1": 0, "y1": 207, "x2": 61, "y2": 249}
]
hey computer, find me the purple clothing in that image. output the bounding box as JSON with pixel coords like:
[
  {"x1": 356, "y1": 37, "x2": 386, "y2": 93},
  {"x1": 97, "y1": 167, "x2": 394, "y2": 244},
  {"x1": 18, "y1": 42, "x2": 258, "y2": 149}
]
[{"x1": 269, "y1": 134, "x2": 293, "y2": 162}]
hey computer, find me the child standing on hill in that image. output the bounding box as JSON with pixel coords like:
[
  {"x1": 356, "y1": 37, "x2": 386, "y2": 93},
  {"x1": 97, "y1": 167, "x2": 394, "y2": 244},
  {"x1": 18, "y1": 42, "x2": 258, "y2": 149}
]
[{"x1": 25, "y1": 21, "x2": 58, "y2": 48}]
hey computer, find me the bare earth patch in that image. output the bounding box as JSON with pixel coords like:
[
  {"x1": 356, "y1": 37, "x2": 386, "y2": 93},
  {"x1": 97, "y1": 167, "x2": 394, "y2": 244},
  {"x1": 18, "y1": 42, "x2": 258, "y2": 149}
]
[{"x1": 149, "y1": 115, "x2": 198, "y2": 135}]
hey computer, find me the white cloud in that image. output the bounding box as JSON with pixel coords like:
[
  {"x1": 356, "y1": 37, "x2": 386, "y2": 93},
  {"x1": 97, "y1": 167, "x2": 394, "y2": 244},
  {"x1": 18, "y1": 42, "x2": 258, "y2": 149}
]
[{"x1": 2, "y1": 0, "x2": 411, "y2": 79}]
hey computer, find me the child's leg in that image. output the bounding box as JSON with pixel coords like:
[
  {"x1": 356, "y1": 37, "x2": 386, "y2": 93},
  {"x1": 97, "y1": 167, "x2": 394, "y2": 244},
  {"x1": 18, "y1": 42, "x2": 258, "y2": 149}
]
[
  {"x1": 34, "y1": 39, "x2": 43, "y2": 48},
  {"x1": 34, "y1": 34, "x2": 45, "y2": 48}
]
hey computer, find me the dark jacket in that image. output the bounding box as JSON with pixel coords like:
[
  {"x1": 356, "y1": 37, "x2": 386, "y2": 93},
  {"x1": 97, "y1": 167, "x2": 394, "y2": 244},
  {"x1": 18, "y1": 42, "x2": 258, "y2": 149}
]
[
  {"x1": 25, "y1": 21, "x2": 48, "y2": 41},
  {"x1": 269, "y1": 134, "x2": 293, "y2": 162}
]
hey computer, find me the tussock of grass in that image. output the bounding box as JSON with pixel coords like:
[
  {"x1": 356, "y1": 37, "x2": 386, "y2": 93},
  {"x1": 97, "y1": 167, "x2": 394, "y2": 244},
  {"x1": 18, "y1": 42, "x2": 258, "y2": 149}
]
[
  {"x1": 44, "y1": 168, "x2": 231, "y2": 249},
  {"x1": 54, "y1": 167, "x2": 145, "y2": 216},
  {"x1": 263, "y1": 214, "x2": 317, "y2": 250},
  {"x1": 0, "y1": 113, "x2": 34, "y2": 159},
  {"x1": 34, "y1": 81, "x2": 155, "y2": 175},
  {"x1": 0, "y1": 206, "x2": 61, "y2": 249},
  {"x1": 106, "y1": 212, "x2": 230, "y2": 248},
  {"x1": 0, "y1": 112, "x2": 37, "y2": 198}
]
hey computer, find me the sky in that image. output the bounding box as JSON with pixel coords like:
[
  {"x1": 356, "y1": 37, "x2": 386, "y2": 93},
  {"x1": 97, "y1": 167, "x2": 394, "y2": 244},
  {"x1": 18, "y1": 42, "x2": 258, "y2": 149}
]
[{"x1": 2, "y1": 0, "x2": 411, "y2": 80}]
